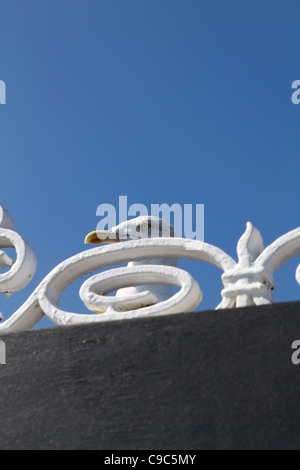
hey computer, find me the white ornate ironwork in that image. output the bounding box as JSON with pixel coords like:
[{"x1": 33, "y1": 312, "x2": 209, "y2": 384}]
[
  {"x1": 0, "y1": 206, "x2": 37, "y2": 324},
  {"x1": 0, "y1": 206, "x2": 299, "y2": 334}
]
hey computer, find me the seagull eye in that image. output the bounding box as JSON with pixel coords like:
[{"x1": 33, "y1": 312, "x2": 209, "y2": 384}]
[{"x1": 141, "y1": 222, "x2": 150, "y2": 230}]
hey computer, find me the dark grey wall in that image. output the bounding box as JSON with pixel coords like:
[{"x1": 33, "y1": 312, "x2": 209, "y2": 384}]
[{"x1": 1, "y1": 301, "x2": 300, "y2": 450}]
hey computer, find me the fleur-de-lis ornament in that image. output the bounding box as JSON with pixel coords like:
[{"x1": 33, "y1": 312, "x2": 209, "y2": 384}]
[{"x1": 218, "y1": 222, "x2": 300, "y2": 309}]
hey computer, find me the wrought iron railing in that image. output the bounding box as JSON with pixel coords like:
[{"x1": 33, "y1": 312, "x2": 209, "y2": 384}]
[{"x1": 0, "y1": 205, "x2": 299, "y2": 333}]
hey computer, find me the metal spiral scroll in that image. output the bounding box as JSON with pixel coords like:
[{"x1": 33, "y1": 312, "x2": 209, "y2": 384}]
[
  {"x1": 0, "y1": 207, "x2": 37, "y2": 323},
  {"x1": 35, "y1": 239, "x2": 235, "y2": 327},
  {"x1": 0, "y1": 205, "x2": 300, "y2": 334},
  {"x1": 0, "y1": 206, "x2": 234, "y2": 332}
]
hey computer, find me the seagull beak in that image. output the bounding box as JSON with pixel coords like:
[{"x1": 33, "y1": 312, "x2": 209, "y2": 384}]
[{"x1": 84, "y1": 230, "x2": 120, "y2": 244}]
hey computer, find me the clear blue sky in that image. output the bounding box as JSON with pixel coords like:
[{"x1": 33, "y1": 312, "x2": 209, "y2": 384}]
[{"x1": 0, "y1": 0, "x2": 299, "y2": 328}]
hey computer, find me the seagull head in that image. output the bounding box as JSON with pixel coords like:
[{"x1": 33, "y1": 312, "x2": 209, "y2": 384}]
[
  {"x1": 84, "y1": 216, "x2": 178, "y2": 308},
  {"x1": 84, "y1": 216, "x2": 176, "y2": 245}
]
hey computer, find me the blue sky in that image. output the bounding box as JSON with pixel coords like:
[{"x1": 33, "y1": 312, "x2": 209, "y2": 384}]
[{"x1": 0, "y1": 0, "x2": 300, "y2": 329}]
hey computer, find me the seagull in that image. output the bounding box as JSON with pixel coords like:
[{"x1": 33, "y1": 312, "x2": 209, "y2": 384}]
[{"x1": 84, "y1": 216, "x2": 177, "y2": 309}]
